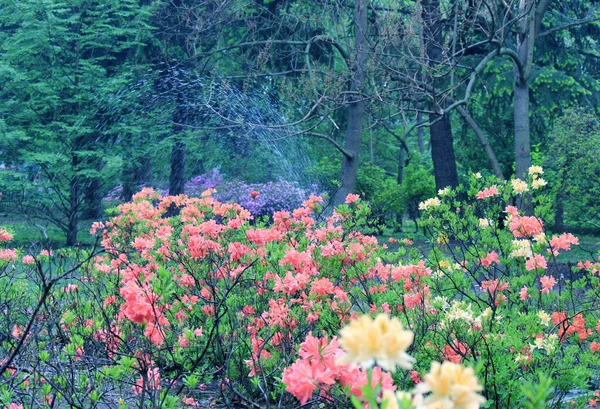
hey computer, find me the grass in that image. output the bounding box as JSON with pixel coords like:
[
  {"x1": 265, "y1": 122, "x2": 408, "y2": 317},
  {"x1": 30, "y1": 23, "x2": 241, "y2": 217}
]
[
  {"x1": 0, "y1": 215, "x2": 96, "y2": 249},
  {"x1": 556, "y1": 234, "x2": 600, "y2": 263}
]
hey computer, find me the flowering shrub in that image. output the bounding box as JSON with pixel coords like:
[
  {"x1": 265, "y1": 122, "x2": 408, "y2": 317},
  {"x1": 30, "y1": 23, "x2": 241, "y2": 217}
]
[
  {"x1": 2, "y1": 166, "x2": 600, "y2": 408},
  {"x1": 185, "y1": 169, "x2": 321, "y2": 219},
  {"x1": 212, "y1": 179, "x2": 320, "y2": 219}
]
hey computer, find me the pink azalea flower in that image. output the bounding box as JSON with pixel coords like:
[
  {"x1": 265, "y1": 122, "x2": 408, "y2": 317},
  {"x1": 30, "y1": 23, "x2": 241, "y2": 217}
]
[
  {"x1": 540, "y1": 275, "x2": 556, "y2": 294},
  {"x1": 525, "y1": 254, "x2": 547, "y2": 271},
  {"x1": 520, "y1": 286, "x2": 530, "y2": 301},
  {"x1": 345, "y1": 193, "x2": 360, "y2": 204}
]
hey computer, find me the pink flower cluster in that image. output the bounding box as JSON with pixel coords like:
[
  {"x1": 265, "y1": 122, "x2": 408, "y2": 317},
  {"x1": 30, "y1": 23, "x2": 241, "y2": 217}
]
[
  {"x1": 480, "y1": 251, "x2": 499, "y2": 267},
  {"x1": 282, "y1": 333, "x2": 395, "y2": 404},
  {"x1": 548, "y1": 233, "x2": 579, "y2": 255},
  {"x1": 509, "y1": 216, "x2": 544, "y2": 238},
  {"x1": 525, "y1": 254, "x2": 547, "y2": 271},
  {"x1": 475, "y1": 185, "x2": 499, "y2": 200},
  {"x1": 0, "y1": 228, "x2": 13, "y2": 242}
]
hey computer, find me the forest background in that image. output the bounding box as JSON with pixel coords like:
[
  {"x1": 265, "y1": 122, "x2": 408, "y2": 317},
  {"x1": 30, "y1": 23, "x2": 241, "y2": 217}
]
[{"x1": 0, "y1": 0, "x2": 599, "y2": 247}]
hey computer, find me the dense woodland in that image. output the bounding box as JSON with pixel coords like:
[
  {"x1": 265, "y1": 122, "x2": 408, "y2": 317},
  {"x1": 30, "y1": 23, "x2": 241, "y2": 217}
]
[
  {"x1": 0, "y1": 0, "x2": 599, "y2": 243},
  {"x1": 4, "y1": 2, "x2": 600, "y2": 409}
]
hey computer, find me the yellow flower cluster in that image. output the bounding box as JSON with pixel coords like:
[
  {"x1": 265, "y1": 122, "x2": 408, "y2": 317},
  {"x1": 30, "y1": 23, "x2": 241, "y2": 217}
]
[
  {"x1": 438, "y1": 187, "x2": 451, "y2": 196},
  {"x1": 528, "y1": 165, "x2": 544, "y2": 175},
  {"x1": 437, "y1": 233, "x2": 449, "y2": 245},
  {"x1": 338, "y1": 314, "x2": 415, "y2": 371},
  {"x1": 419, "y1": 197, "x2": 442, "y2": 211},
  {"x1": 531, "y1": 178, "x2": 547, "y2": 189},
  {"x1": 339, "y1": 315, "x2": 486, "y2": 409},
  {"x1": 529, "y1": 334, "x2": 558, "y2": 354},
  {"x1": 537, "y1": 310, "x2": 551, "y2": 326},
  {"x1": 528, "y1": 166, "x2": 547, "y2": 189},
  {"x1": 478, "y1": 218, "x2": 491, "y2": 228},
  {"x1": 511, "y1": 178, "x2": 529, "y2": 194},
  {"x1": 510, "y1": 239, "x2": 533, "y2": 258},
  {"x1": 414, "y1": 361, "x2": 486, "y2": 409}
]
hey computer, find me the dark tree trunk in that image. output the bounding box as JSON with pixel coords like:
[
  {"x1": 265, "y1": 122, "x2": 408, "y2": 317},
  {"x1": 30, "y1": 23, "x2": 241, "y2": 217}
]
[
  {"x1": 429, "y1": 113, "x2": 459, "y2": 190},
  {"x1": 82, "y1": 176, "x2": 102, "y2": 220},
  {"x1": 122, "y1": 155, "x2": 152, "y2": 202},
  {"x1": 67, "y1": 154, "x2": 79, "y2": 246},
  {"x1": 423, "y1": 0, "x2": 459, "y2": 191},
  {"x1": 169, "y1": 92, "x2": 187, "y2": 196},
  {"x1": 396, "y1": 142, "x2": 408, "y2": 230},
  {"x1": 82, "y1": 158, "x2": 103, "y2": 220},
  {"x1": 332, "y1": 0, "x2": 367, "y2": 206},
  {"x1": 417, "y1": 112, "x2": 425, "y2": 154},
  {"x1": 169, "y1": 138, "x2": 186, "y2": 196},
  {"x1": 122, "y1": 165, "x2": 136, "y2": 202},
  {"x1": 514, "y1": 80, "x2": 531, "y2": 181},
  {"x1": 397, "y1": 143, "x2": 407, "y2": 185},
  {"x1": 554, "y1": 195, "x2": 565, "y2": 233}
]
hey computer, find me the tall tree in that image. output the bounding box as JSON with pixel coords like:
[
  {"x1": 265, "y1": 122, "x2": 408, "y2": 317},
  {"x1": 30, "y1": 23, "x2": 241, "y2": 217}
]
[
  {"x1": 0, "y1": 0, "x2": 151, "y2": 244},
  {"x1": 422, "y1": 0, "x2": 459, "y2": 190},
  {"x1": 332, "y1": 0, "x2": 368, "y2": 204}
]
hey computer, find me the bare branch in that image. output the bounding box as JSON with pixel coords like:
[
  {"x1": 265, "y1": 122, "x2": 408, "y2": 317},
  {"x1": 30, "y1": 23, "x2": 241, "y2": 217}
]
[
  {"x1": 537, "y1": 15, "x2": 600, "y2": 38},
  {"x1": 305, "y1": 132, "x2": 354, "y2": 159}
]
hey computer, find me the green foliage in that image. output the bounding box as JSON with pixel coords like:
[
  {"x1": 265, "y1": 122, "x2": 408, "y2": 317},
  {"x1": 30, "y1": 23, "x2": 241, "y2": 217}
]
[
  {"x1": 0, "y1": 0, "x2": 154, "y2": 244},
  {"x1": 546, "y1": 107, "x2": 600, "y2": 229}
]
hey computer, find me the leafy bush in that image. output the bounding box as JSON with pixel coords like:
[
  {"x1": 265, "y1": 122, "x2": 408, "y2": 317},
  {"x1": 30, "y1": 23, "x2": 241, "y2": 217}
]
[
  {"x1": 2, "y1": 170, "x2": 600, "y2": 408},
  {"x1": 186, "y1": 169, "x2": 320, "y2": 219},
  {"x1": 546, "y1": 107, "x2": 600, "y2": 230}
]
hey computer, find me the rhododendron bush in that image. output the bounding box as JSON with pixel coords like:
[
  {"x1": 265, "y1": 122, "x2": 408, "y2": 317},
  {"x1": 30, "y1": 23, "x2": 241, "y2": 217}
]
[{"x1": 2, "y1": 168, "x2": 600, "y2": 408}]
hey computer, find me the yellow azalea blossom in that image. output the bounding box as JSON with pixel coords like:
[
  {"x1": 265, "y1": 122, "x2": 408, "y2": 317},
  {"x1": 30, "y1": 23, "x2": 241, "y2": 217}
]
[
  {"x1": 511, "y1": 178, "x2": 529, "y2": 194},
  {"x1": 538, "y1": 310, "x2": 551, "y2": 326},
  {"x1": 533, "y1": 232, "x2": 547, "y2": 244},
  {"x1": 338, "y1": 314, "x2": 414, "y2": 371},
  {"x1": 437, "y1": 233, "x2": 449, "y2": 245},
  {"x1": 528, "y1": 165, "x2": 544, "y2": 175},
  {"x1": 510, "y1": 239, "x2": 533, "y2": 258},
  {"x1": 545, "y1": 334, "x2": 558, "y2": 354},
  {"x1": 419, "y1": 197, "x2": 442, "y2": 211},
  {"x1": 478, "y1": 218, "x2": 490, "y2": 228},
  {"x1": 381, "y1": 389, "x2": 400, "y2": 409},
  {"x1": 474, "y1": 172, "x2": 482, "y2": 179},
  {"x1": 382, "y1": 390, "x2": 416, "y2": 409},
  {"x1": 444, "y1": 301, "x2": 475, "y2": 324},
  {"x1": 479, "y1": 308, "x2": 492, "y2": 321},
  {"x1": 531, "y1": 178, "x2": 547, "y2": 189},
  {"x1": 415, "y1": 361, "x2": 485, "y2": 409},
  {"x1": 530, "y1": 336, "x2": 545, "y2": 353},
  {"x1": 438, "y1": 187, "x2": 451, "y2": 196},
  {"x1": 515, "y1": 353, "x2": 529, "y2": 365}
]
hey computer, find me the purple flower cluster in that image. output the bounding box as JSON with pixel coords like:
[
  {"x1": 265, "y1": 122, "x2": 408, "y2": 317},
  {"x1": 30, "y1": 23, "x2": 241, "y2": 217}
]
[
  {"x1": 185, "y1": 168, "x2": 224, "y2": 196},
  {"x1": 187, "y1": 170, "x2": 320, "y2": 218},
  {"x1": 103, "y1": 169, "x2": 320, "y2": 219}
]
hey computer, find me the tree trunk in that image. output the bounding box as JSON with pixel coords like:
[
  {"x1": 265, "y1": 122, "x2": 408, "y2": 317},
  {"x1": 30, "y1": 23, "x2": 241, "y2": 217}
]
[
  {"x1": 397, "y1": 143, "x2": 407, "y2": 185},
  {"x1": 169, "y1": 92, "x2": 187, "y2": 196},
  {"x1": 554, "y1": 195, "x2": 565, "y2": 233},
  {"x1": 457, "y1": 106, "x2": 504, "y2": 179},
  {"x1": 169, "y1": 138, "x2": 186, "y2": 196},
  {"x1": 122, "y1": 155, "x2": 152, "y2": 202},
  {"x1": 82, "y1": 175, "x2": 102, "y2": 220},
  {"x1": 514, "y1": 79, "x2": 531, "y2": 180},
  {"x1": 67, "y1": 154, "x2": 79, "y2": 246},
  {"x1": 423, "y1": 0, "x2": 459, "y2": 191},
  {"x1": 417, "y1": 112, "x2": 425, "y2": 154},
  {"x1": 82, "y1": 158, "x2": 103, "y2": 219},
  {"x1": 332, "y1": 0, "x2": 367, "y2": 206},
  {"x1": 429, "y1": 113, "x2": 459, "y2": 190}
]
